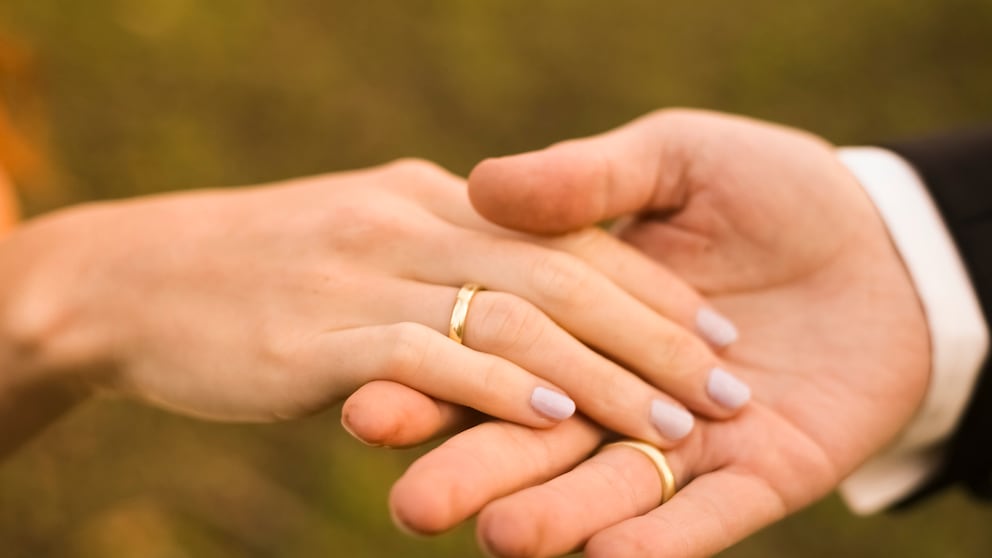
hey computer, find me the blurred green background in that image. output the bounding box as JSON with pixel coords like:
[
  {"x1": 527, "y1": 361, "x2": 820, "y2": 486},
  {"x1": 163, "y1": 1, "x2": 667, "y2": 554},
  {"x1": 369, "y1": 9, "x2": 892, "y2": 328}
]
[{"x1": 2, "y1": 1, "x2": 991, "y2": 556}]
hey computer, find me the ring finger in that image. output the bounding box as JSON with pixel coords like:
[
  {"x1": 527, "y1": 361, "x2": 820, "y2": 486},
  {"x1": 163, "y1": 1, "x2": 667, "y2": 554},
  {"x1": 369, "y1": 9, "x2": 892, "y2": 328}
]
[
  {"x1": 401, "y1": 228, "x2": 751, "y2": 421},
  {"x1": 348, "y1": 278, "x2": 699, "y2": 446}
]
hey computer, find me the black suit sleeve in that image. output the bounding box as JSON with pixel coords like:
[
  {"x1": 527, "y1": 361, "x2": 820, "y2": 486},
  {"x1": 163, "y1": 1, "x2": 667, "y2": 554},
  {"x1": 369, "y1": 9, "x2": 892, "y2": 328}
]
[{"x1": 884, "y1": 128, "x2": 992, "y2": 506}]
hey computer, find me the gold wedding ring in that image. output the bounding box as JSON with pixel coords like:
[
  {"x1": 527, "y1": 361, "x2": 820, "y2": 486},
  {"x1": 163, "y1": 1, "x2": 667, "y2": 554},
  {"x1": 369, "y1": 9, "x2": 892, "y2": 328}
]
[
  {"x1": 448, "y1": 283, "x2": 485, "y2": 344},
  {"x1": 600, "y1": 440, "x2": 677, "y2": 504}
]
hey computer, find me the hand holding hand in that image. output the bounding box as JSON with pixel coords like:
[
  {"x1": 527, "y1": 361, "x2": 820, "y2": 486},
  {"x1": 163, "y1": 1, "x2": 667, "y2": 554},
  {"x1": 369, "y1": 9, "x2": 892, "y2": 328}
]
[{"x1": 349, "y1": 110, "x2": 930, "y2": 556}]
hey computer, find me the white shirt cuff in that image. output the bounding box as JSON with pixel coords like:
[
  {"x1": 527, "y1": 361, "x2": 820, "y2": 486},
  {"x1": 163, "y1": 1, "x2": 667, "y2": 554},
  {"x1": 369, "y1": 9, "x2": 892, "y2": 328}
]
[{"x1": 836, "y1": 147, "x2": 990, "y2": 513}]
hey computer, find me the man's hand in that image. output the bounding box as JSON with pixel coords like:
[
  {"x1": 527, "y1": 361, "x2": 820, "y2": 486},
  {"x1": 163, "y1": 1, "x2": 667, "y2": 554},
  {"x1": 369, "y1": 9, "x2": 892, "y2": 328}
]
[{"x1": 346, "y1": 109, "x2": 931, "y2": 556}]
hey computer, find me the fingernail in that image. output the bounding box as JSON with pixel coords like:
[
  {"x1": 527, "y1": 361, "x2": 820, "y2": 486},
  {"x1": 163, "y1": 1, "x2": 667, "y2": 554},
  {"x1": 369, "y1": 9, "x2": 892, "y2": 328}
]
[
  {"x1": 696, "y1": 307, "x2": 739, "y2": 348},
  {"x1": 650, "y1": 400, "x2": 694, "y2": 440},
  {"x1": 340, "y1": 416, "x2": 383, "y2": 448},
  {"x1": 389, "y1": 506, "x2": 427, "y2": 539},
  {"x1": 530, "y1": 387, "x2": 576, "y2": 420},
  {"x1": 707, "y1": 367, "x2": 751, "y2": 410}
]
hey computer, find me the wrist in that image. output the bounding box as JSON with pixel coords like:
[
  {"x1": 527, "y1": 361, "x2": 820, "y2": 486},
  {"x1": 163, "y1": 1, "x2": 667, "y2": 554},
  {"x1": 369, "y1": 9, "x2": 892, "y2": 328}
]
[
  {"x1": 837, "y1": 147, "x2": 989, "y2": 512},
  {"x1": 0, "y1": 206, "x2": 113, "y2": 455},
  {"x1": 0, "y1": 207, "x2": 113, "y2": 396}
]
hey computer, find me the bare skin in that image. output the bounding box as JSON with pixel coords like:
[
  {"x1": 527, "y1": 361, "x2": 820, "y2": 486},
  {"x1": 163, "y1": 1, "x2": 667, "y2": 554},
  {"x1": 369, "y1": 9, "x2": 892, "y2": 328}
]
[
  {"x1": 0, "y1": 158, "x2": 741, "y2": 458},
  {"x1": 344, "y1": 110, "x2": 930, "y2": 557}
]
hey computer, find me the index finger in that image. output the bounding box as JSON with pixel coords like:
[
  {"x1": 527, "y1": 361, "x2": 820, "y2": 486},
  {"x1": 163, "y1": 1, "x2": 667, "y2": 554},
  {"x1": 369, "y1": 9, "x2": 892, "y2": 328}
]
[{"x1": 389, "y1": 417, "x2": 605, "y2": 535}]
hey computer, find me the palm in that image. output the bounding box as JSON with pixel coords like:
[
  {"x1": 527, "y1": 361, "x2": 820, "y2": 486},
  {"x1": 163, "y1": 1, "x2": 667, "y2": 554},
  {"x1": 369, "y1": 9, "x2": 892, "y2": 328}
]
[{"x1": 616, "y1": 118, "x2": 929, "y2": 516}]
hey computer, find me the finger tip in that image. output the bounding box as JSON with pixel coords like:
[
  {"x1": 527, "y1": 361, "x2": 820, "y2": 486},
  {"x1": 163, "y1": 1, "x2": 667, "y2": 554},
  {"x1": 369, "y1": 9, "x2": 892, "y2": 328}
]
[
  {"x1": 391, "y1": 454, "x2": 488, "y2": 536},
  {"x1": 339, "y1": 412, "x2": 382, "y2": 447},
  {"x1": 467, "y1": 156, "x2": 527, "y2": 227},
  {"x1": 586, "y1": 526, "x2": 655, "y2": 558},
  {"x1": 388, "y1": 473, "x2": 454, "y2": 536},
  {"x1": 476, "y1": 502, "x2": 542, "y2": 558},
  {"x1": 339, "y1": 397, "x2": 386, "y2": 447},
  {"x1": 342, "y1": 383, "x2": 446, "y2": 447},
  {"x1": 389, "y1": 504, "x2": 430, "y2": 539},
  {"x1": 468, "y1": 151, "x2": 588, "y2": 234}
]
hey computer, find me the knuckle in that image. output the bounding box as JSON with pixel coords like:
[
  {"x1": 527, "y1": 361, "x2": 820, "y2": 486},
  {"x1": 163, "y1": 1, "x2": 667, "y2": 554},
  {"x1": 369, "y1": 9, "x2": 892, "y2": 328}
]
[
  {"x1": 377, "y1": 157, "x2": 463, "y2": 205},
  {"x1": 582, "y1": 371, "x2": 634, "y2": 417},
  {"x1": 255, "y1": 323, "x2": 301, "y2": 366},
  {"x1": 528, "y1": 251, "x2": 595, "y2": 306},
  {"x1": 589, "y1": 367, "x2": 632, "y2": 410},
  {"x1": 269, "y1": 394, "x2": 323, "y2": 422},
  {"x1": 253, "y1": 336, "x2": 325, "y2": 421},
  {"x1": 393, "y1": 157, "x2": 439, "y2": 173},
  {"x1": 650, "y1": 331, "x2": 683, "y2": 370},
  {"x1": 648, "y1": 106, "x2": 702, "y2": 126},
  {"x1": 381, "y1": 322, "x2": 434, "y2": 380},
  {"x1": 384, "y1": 157, "x2": 450, "y2": 182},
  {"x1": 589, "y1": 458, "x2": 643, "y2": 511},
  {"x1": 475, "y1": 357, "x2": 509, "y2": 396},
  {"x1": 652, "y1": 328, "x2": 713, "y2": 382},
  {"x1": 326, "y1": 196, "x2": 429, "y2": 250},
  {"x1": 472, "y1": 293, "x2": 545, "y2": 353},
  {"x1": 557, "y1": 226, "x2": 610, "y2": 254}
]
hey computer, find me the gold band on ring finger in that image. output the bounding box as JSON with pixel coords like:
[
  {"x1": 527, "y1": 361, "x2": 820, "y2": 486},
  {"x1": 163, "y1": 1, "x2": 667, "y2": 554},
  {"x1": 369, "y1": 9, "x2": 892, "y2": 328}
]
[
  {"x1": 600, "y1": 440, "x2": 677, "y2": 505},
  {"x1": 449, "y1": 283, "x2": 485, "y2": 344}
]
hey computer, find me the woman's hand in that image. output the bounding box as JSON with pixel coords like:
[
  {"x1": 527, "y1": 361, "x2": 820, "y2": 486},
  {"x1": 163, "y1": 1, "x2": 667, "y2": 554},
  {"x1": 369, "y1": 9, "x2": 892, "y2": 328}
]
[
  {"x1": 344, "y1": 110, "x2": 931, "y2": 556},
  {"x1": 0, "y1": 158, "x2": 748, "y2": 456}
]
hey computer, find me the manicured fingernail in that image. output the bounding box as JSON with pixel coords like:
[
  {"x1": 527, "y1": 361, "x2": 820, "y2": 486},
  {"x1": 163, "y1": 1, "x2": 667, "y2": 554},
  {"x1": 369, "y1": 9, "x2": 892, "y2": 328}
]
[
  {"x1": 530, "y1": 387, "x2": 576, "y2": 420},
  {"x1": 707, "y1": 367, "x2": 751, "y2": 409},
  {"x1": 696, "y1": 307, "x2": 739, "y2": 347},
  {"x1": 650, "y1": 400, "x2": 694, "y2": 440}
]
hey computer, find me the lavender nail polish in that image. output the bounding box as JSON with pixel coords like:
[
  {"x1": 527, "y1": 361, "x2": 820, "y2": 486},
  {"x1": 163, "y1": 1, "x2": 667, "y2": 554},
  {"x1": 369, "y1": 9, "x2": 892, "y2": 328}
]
[
  {"x1": 531, "y1": 387, "x2": 576, "y2": 420},
  {"x1": 650, "y1": 400, "x2": 694, "y2": 440},
  {"x1": 696, "y1": 308, "x2": 739, "y2": 348},
  {"x1": 707, "y1": 367, "x2": 751, "y2": 410}
]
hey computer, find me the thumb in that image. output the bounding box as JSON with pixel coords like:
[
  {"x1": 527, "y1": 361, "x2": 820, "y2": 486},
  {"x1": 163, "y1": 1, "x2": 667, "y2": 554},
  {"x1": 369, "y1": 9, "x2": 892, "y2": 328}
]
[{"x1": 468, "y1": 109, "x2": 704, "y2": 234}]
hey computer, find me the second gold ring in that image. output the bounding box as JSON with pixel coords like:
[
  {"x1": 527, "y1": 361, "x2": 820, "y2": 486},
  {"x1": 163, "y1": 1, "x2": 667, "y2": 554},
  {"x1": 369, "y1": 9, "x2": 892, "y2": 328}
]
[{"x1": 449, "y1": 283, "x2": 485, "y2": 344}]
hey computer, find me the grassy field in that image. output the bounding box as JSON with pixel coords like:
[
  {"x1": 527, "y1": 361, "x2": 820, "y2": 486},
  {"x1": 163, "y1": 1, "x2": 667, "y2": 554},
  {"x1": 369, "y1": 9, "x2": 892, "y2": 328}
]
[{"x1": 2, "y1": 1, "x2": 991, "y2": 556}]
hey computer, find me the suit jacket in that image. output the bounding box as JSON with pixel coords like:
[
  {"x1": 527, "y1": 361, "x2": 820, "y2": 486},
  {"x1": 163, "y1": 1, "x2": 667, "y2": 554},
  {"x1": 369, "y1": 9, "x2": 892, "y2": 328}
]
[{"x1": 888, "y1": 128, "x2": 992, "y2": 505}]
